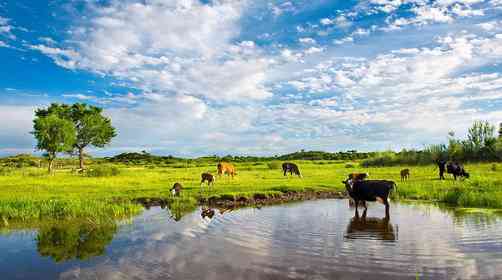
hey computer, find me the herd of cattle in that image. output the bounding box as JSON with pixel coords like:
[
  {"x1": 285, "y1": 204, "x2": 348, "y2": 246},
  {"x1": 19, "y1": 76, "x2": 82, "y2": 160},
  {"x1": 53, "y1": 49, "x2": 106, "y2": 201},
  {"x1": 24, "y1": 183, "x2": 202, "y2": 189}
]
[{"x1": 170, "y1": 160, "x2": 471, "y2": 218}]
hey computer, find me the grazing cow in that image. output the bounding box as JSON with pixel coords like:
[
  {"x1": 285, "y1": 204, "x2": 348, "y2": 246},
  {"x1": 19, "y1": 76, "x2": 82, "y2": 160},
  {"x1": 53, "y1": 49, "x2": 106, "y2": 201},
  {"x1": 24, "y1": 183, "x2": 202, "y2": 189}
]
[
  {"x1": 170, "y1": 182, "x2": 182, "y2": 196},
  {"x1": 348, "y1": 172, "x2": 369, "y2": 181},
  {"x1": 200, "y1": 172, "x2": 216, "y2": 187},
  {"x1": 217, "y1": 162, "x2": 236, "y2": 178},
  {"x1": 343, "y1": 179, "x2": 396, "y2": 218},
  {"x1": 436, "y1": 159, "x2": 447, "y2": 180},
  {"x1": 282, "y1": 162, "x2": 302, "y2": 178},
  {"x1": 447, "y1": 162, "x2": 470, "y2": 180},
  {"x1": 400, "y1": 169, "x2": 410, "y2": 181}
]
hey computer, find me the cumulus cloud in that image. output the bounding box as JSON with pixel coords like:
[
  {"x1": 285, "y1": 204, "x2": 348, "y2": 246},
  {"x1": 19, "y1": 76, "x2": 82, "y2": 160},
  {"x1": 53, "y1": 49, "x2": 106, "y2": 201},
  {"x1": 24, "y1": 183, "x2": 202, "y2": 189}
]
[
  {"x1": 280, "y1": 31, "x2": 502, "y2": 146},
  {"x1": 15, "y1": 0, "x2": 502, "y2": 155},
  {"x1": 31, "y1": 0, "x2": 271, "y2": 102}
]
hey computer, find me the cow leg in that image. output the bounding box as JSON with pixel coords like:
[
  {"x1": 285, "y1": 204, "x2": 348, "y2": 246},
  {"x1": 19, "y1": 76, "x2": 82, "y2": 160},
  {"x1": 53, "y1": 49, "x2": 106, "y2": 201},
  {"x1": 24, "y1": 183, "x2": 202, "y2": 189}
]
[
  {"x1": 354, "y1": 200, "x2": 360, "y2": 216},
  {"x1": 384, "y1": 200, "x2": 390, "y2": 219}
]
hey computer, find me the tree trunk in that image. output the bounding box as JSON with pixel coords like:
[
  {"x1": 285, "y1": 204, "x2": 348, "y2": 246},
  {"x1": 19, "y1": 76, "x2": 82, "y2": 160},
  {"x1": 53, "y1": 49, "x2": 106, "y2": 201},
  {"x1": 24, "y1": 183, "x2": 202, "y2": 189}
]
[
  {"x1": 78, "y1": 147, "x2": 85, "y2": 170},
  {"x1": 48, "y1": 158, "x2": 54, "y2": 174}
]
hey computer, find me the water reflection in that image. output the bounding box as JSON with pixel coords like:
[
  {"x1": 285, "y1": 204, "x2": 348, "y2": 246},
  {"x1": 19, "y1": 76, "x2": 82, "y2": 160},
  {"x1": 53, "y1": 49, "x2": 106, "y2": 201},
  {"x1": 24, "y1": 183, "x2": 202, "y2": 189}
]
[
  {"x1": 2, "y1": 200, "x2": 502, "y2": 279},
  {"x1": 345, "y1": 211, "x2": 397, "y2": 241},
  {"x1": 36, "y1": 222, "x2": 117, "y2": 263}
]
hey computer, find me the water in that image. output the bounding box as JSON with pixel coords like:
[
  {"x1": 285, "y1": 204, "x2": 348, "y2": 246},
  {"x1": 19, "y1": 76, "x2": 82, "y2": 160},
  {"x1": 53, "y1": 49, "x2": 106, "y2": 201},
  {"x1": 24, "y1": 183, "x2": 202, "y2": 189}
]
[{"x1": 1, "y1": 199, "x2": 502, "y2": 279}]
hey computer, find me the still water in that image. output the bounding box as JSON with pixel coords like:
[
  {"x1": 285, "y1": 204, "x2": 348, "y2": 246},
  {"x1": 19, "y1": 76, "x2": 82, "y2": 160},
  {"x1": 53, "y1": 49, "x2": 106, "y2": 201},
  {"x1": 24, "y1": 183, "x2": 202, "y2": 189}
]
[{"x1": 1, "y1": 199, "x2": 502, "y2": 279}]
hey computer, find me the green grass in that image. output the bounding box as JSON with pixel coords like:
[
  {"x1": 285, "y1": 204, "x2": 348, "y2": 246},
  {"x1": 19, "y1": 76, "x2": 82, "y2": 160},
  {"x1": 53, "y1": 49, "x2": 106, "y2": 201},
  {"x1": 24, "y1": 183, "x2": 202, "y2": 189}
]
[{"x1": 1, "y1": 161, "x2": 502, "y2": 225}]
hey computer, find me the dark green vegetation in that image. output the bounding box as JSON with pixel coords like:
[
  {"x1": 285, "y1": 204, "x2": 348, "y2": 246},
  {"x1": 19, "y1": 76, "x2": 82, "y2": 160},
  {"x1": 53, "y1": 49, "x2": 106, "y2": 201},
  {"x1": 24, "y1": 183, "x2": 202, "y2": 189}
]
[{"x1": 362, "y1": 120, "x2": 502, "y2": 167}]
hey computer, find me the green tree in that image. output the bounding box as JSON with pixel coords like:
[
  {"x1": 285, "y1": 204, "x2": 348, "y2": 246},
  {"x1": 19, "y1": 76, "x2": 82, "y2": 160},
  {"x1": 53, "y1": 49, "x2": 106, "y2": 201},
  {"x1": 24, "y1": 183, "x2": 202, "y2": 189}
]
[
  {"x1": 467, "y1": 120, "x2": 496, "y2": 160},
  {"x1": 36, "y1": 103, "x2": 116, "y2": 169},
  {"x1": 32, "y1": 114, "x2": 76, "y2": 173}
]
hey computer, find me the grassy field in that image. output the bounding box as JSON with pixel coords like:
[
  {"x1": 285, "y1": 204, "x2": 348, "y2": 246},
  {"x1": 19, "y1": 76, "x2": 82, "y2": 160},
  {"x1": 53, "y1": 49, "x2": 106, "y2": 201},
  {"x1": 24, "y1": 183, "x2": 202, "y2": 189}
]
[{"x1": 1, "y1": 161, "x2": 502, "y2": 225}]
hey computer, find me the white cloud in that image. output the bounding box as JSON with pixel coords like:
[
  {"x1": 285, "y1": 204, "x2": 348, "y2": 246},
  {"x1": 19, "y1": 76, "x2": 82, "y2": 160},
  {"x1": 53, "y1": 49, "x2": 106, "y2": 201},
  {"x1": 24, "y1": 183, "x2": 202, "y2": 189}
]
[
  {"x1": 299, "y1": 37, "x2": 316, "y2": 44},
  {"x1": 32, "y1": 0, "x2": 271, "y2": 103},
  {"x1": 0, "y1": 16, "x2": 15, "y2": 40},
  {"x1": 320, "y1": 18, "x2": 334, "y2": 25}
]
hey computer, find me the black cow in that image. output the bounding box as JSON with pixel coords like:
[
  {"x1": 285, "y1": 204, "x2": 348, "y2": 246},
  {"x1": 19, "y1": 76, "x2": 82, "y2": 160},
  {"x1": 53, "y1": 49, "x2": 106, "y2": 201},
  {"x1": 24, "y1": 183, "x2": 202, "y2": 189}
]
[
  {"x1": 282, "y1": 162, "x2": 302, "y2": 178},
  {"x1": 342, "y1": 179, "x2": 396, "y2": 218},
  {"x1": 436, "y1": 159, "x2": 447, "y2": 180},
  {"x1": 447, "y1": 162, "x2": 470, "y2": 180}
]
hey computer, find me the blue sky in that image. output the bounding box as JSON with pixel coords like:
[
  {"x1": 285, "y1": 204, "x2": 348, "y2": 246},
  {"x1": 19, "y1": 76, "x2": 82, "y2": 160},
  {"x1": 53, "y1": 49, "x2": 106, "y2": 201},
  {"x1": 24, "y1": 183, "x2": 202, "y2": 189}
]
[{"x1": 1, "y1": 0, "x2": 502, "y2": 157}]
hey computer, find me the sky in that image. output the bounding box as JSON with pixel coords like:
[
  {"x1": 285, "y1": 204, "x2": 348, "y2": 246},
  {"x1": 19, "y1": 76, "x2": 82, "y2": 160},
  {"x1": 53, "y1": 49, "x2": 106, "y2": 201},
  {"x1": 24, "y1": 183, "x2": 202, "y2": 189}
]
[{"x1": 1, "y1": 0, "x2": 502, "y2": 157}]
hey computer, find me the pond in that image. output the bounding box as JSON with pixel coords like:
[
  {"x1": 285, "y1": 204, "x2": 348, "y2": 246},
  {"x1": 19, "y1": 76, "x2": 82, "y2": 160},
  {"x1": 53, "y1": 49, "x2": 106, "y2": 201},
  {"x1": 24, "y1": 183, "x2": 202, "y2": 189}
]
[{"x1": 1, "y1": 199, "x2": 502, "y2": 279}]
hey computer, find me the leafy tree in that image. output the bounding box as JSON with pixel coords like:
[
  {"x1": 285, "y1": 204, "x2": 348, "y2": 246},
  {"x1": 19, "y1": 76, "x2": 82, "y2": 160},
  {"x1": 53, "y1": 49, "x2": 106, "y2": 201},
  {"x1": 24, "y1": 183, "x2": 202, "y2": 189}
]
[
  {"x1": 467, "y1": 120, "x2": 496, "y2": 160},
  {"x1": 32, "y1": 114, "x2": 76, "y2": 173},
  {"x1": 499, "y1": 122, "x2": 502, "y2": 139},
  {"x1": 36, "y1": 103, "x2": 116, "y2": 169}
]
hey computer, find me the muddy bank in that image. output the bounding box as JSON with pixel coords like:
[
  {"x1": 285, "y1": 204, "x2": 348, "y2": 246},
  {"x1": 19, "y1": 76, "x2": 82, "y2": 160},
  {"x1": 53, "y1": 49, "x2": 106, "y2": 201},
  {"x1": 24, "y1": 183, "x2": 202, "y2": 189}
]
[{"x1": 133, "y1": 190, "x2": 347, "y2": 209}]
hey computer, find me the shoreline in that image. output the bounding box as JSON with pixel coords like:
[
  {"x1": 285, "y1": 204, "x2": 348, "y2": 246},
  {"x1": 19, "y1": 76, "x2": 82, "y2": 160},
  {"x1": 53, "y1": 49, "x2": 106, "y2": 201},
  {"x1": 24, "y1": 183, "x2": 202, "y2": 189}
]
[{"x1": 134, "y1": 190, "x2": 347, "y2": 209}]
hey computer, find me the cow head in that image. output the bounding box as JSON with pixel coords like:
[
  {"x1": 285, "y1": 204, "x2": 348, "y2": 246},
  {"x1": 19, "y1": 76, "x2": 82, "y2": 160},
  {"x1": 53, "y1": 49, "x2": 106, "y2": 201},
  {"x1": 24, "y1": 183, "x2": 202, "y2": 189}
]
[{"x1": 342, "y1": 179, "x2": 354, "y2": 197}]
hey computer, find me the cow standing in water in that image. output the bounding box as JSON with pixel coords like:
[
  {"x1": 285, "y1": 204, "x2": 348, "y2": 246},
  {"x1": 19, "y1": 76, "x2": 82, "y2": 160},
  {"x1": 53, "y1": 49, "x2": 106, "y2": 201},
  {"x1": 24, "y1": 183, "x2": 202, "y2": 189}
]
[
  {"x1": 343, "y1": 179, "x2": 395, "y2": 219},
  {"x1": 282, "y1": 162, "x2": 302, "y2": 178},
  {"x1": 217, "y1": 162, "x2": 236, "y2": 178}
]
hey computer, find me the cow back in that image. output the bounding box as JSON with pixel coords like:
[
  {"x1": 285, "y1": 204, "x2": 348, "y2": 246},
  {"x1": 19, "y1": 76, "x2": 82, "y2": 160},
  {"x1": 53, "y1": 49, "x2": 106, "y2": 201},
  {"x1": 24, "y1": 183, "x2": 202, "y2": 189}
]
[{"x1": 351, "y1": 180, "x2": 395, "y2": 201}]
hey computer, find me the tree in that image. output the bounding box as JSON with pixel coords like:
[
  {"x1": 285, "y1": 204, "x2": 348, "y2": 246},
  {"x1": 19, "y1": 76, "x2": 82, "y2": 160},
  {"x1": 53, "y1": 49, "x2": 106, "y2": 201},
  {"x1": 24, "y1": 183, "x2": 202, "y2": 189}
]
[
  {"x1": 467, "y1": 120, "x2": 496, "y2": 160},
  {"x1": 499, "y1": 122, "x2": 502, "y2": 139},
  {"x1": 36, "y1": 103, "x2": 116, "y2": 169},
  {"x1": 32, "y1": 114, "x2": 76, "y2": 173}
]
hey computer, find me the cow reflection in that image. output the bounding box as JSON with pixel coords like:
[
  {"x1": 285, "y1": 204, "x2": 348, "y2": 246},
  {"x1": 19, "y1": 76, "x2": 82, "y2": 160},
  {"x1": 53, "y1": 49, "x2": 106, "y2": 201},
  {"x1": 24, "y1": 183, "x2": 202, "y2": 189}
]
[
  {"x1": 201, "y1": 207, "x2": 216, "y2": 219},
  {"x1": 345, "y1": 210, "x2": 397, "y2": 241}
]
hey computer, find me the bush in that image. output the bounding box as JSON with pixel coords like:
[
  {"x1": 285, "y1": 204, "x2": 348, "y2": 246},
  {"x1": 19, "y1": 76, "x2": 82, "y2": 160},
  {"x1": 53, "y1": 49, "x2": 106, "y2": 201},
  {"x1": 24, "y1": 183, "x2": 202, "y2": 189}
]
[
  {"x1": 267, "y1": 161, "x2": 282, "y2": 170},
  {"x1": 345, "y1": 163, "x2": 355, "y2": 168},
  {"x1": 0, "y1": 167, "x2": 13, "y2": 176},
  {"x1": 85, "y1": 165, "x2": 120, "y2": 177},
  {"x1": 491, "y1": 164, "x2": 497, "y2": 171}
]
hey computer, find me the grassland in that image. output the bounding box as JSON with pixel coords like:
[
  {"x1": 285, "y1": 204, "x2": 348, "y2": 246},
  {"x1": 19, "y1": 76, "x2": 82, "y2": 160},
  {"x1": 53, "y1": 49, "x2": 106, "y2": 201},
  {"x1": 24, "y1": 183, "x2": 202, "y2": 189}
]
[{"x1": 1, "y1": 161, "x2": 502, "y2": 225}]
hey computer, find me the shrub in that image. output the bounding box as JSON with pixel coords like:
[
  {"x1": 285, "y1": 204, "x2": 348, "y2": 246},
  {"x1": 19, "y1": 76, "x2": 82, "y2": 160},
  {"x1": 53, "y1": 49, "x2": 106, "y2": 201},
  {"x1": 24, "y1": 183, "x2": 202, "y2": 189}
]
[
  {"x1": 491, "y1": 164, "x2": 497, "y2": 171},
  {"x1": 267, "y1": 161, "x2": 282, "y2": 169},
  {"x1": 345, "y1": 163, "x2": 355, "y2": 168},
  {"x1": 85, "y1": 165, "x2": 120, "y2": 177},
  {"x1": 0, "y1": 167, "x2": 13, "y2": 176}
]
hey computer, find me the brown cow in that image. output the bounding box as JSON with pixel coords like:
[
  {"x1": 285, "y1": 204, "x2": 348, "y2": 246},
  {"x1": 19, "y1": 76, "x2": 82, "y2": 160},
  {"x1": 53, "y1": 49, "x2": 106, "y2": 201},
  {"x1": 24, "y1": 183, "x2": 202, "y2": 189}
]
[
  {"x1": 200, "y1": 172, "x2": 216, "y2": 187},
  {"x1": 217, "y1": 162, "x2": 236, "y2": 178},
  {"x1": 348, "y1": 172, "x2": 369, "y2": 181},
  {"x1": 400, "y1": 169, "x2": 410, "y2": 181}
]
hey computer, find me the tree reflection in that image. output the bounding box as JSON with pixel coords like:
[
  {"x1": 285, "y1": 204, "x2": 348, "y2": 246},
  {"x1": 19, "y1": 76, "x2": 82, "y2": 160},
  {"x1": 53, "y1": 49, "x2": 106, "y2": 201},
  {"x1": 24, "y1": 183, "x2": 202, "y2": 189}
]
[{"x1": 36, "y1": 222, "x2": 117, "y2": 262}]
